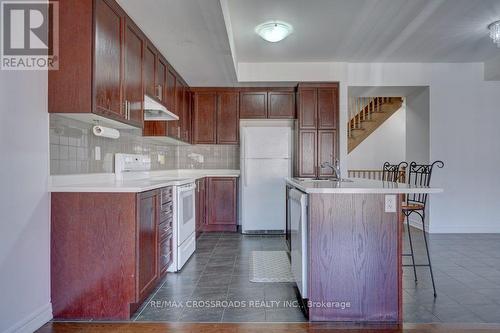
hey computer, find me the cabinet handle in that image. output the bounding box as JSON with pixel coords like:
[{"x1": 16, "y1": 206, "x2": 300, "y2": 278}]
[{"x1": 156, "y1": 85, "x2": 162, "y2": 101}]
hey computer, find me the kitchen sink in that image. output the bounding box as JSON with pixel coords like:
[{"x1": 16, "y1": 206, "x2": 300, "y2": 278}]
[{"x1": 294, "y1": 177, "x2": 354, "y2": 183}]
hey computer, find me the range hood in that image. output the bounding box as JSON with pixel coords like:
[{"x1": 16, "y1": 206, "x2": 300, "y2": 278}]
[{"x1": 143, "y1": 95, "x2": 179, "y2": 121}]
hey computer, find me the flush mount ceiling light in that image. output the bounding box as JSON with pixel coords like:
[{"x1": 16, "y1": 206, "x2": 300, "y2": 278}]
[
  {"x1": 488, "y1": 20, "x2": 500, "y2": 47},
  {"x1": 255, "y1": 21, "x2": 293, "y2": 43}
]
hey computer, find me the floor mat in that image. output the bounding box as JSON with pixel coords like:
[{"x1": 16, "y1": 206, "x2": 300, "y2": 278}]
[{"x1": 250, "y1": 251, "x2": 295, "y2": 283}]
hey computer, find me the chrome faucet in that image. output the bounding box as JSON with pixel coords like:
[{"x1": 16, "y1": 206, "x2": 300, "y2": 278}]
[{"x1": 320, "y1": 159, "x2": 341, "y2": 179}]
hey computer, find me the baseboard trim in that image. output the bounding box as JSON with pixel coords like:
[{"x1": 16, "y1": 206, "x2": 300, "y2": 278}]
[
  {"x1": 4, "y1": 303, "x2": 52, "y2": 333},
  {"x1": 408, "y1": 216, "x2": 423, "y2": 231}
]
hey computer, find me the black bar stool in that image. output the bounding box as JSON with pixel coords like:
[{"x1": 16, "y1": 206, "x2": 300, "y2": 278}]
[
  {"x1": 382, "y1": 161, "x2": 408, "y2": 183},
  {"x1": 401, "y1": 161, "x2": 444, "y2": 297}
]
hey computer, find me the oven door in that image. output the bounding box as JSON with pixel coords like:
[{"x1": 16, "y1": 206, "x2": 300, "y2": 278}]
[{"x1": 176, "y1": 183, "x2": 196, "y2": 245}]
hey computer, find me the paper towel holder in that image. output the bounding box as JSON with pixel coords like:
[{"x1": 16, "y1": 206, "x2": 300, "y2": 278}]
[{"x1": 92, "y1": 125, "x2": 120, "y2": 139}]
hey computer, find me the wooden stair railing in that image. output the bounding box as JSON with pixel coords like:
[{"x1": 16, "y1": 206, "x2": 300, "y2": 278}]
[
  {"x1": 348, "y1": 169, "x2": 406, "y2": 183},
  {"x1": 348, "y1": 97, "x2": 404, "y2": 153}
]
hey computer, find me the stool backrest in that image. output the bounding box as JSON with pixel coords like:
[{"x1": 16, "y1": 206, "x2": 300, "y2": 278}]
[
  {"x1": 407, "y1": 161, "x2": 444, "y2": 207},
  {"x1": 382, "y1": 162, "x2": 408, "y2": 183}
]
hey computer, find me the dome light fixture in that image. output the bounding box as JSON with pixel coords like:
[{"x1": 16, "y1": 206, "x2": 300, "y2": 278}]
[
  {"x1": 488, "y1": 20, "x2": 500, "y2": 47},
  {"x1": 255, "y1": 21, "x2": 293, "y2": 43}
]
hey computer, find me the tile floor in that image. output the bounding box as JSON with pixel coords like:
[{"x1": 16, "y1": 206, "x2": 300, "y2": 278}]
[{"x1": 132, "y1": 229, "x2": 500, "y2": 323}]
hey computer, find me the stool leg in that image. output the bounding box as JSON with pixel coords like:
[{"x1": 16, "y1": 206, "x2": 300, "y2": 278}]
[
  {"x1": 421, "y1": 213, "x2": 437, "y2": 297},
  {"x1": 406, "y1": 213, "x2": 418, "y2": 282}
]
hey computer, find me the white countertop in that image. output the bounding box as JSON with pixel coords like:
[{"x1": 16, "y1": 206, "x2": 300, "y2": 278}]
[
  {"x1": 285, "y1": 177, "x2": 443, "y2": 194},
  {"x1": 49, "y1": 169, "x2": 240, "y2": 193}
]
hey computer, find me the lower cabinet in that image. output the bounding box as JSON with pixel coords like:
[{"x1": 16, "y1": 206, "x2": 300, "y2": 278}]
[
  {"x1": 195, "y1": 177, "x2": 238, "y2": 233},
  {"x1": 51, "y1": 187, "x2": 173, "y2": 320},
  {"x1": 205, "y1": 177, "x2": 238, "y2": 232}
]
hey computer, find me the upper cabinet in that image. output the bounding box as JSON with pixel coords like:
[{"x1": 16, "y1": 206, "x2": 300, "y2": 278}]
[
  {"x1": 191, "y1": 89, "x2": 239, "y2": 145},
  {"x1": 240, "y1": 88, "x2": 295, "y2": 119},
  {"x1": 192, "y1": 91, "x2": 217, "y2": 144},
  {"x1": 49, "y1": 0, "x2": 142, "y2": 128},
  {"x1": 50, "y1": 0, "x2": 191, "y2": 136},
  {"x1": 94, "y1": 0, "x2": 123, "y2": 119},
  {"x1": 240, "y1": 91, "x2": 267, "y2": 119},
  {"x1": 268, "y1": 91, "x2": 296, "y2": 119},
  {"x1": 144, "y1": 43, "x2": 157, "y2": 99},
  {"x1": 123, "y1": 19, "x2": 144, "y2": 125},
  {"x1": 296, "y1": 83, "x2": 339, "y2": 178},
  {"x1": 217, "y1": 91, "x2": 239, "y2": 144}
]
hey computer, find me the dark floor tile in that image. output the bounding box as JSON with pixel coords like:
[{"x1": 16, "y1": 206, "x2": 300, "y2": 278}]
[
  {"x1": 134, "y1": 302, "x2": 183, "y2": 321},
  {"x1": 467, "y1": 304, "x2": 500, "y2": 323},
  {"x1": 196, "y1": 273, "x2": 233, "y2": 288}
]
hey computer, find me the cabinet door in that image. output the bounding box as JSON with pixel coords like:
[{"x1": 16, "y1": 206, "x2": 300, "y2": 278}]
[
  {"x1": 207, "y1": 177, "x2": 237, "y2": 228},
  {"x1": 144, "y1": 44, "x2": 156, "y2": 99},
  {"x1": 195, "y1": 178, "x2": 206, "y2": 238},
  {"x1": 240, "y1": 92, "x2": 267, "y2": 118},
  {"x1": 298, "y1": 130, "x2": 317, "y2": 178},
  {"x1": 137, "y1": 190, "x2": 159, "y2": 301},
  {"x1": 182, "y1": 89, "x2": 192, "y2": 142},
  {"x1": 217, "y1": 92, "x2": 239, "y2": 144},
  {"x1": 192, "y1": 92, "x2": 217, "y2": 144},
  {"x1": 173, "y1": 80, "x2": 185, "y2": 140},
  {"x1": 157, "y1": 57, "x2": 167, "y2": 103},
  {"x1": 123, "y1": 19, "x2": 143, "y2": 127},
  {"x1": 317, "y1": 87, "x2": 338, "y2": 130},
  {"x1": 318, "y1": 130, "x2": 337, "y2": 178},
  {"x1": 298, "y1": 88, "x2": 317, "y2": 129},
  {"x1": 166, "y1": 68, "x2": 177, "y2": 138},
  {"x1": 166, "y1": 68, "x2": 176, "y2": 113},
  {"x1": 94, "y1": 0, "x2": 123, "y2": 118},
  {"x1": 268, "y1": 91, "x2": 295, "y2": 119}
]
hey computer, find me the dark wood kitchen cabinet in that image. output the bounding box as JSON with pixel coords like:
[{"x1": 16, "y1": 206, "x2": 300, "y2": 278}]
[
  {"x1": 240, "y1": 91, "x2": 267, "y2": 118},
  {"x1": 204, "y1": 177, "x2": 238, "y2": 232},
  {"x1": 144, "y1": 43, "x2": 157, "y2": 99},
  {"x1": 268, "y1": 91, "x2": 296, "y2": 118},
  {"x1": 192, "y1": 91, "x2": 217, "y2": 144},
  {"x1": 51, "y1": 187, "x2": 173, "y2": 320},
  {"x1": 191, "y1": 89, "x2": 239, "y2": 144},
  {"x1": 239, "y1": 88, "x2": 295, "y2": 119},
  {"x1": 217, "y1": 91, "x2": 240, "y2": 144},
  {"x1": 297, "y1": 130, "x2": 317, "y2": 177},
  {"x1": 49, "y1": 0, "x2": 143, "y2": 128},
  {"x1": 123, "y1": 18, "x2": 145, "y2": 125},
  {"x1": 296, "y1": 83, "x2": 339, "y2": 178},
  {"x1": 136, "y1": 190, "x2": 159, "y2": 302}
]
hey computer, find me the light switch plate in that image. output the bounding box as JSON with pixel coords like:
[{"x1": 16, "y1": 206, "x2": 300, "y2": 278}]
[{"x1": 385, "y1": 195, "x2": 397, "y2": 213}]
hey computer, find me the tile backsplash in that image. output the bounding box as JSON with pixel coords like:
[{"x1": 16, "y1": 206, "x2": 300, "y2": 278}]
[{"x1": 50, "y1": 115, "x2": 239, "y2": 175}]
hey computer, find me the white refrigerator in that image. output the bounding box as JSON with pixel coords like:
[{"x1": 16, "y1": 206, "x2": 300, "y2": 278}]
[{"x1": 240, "y1": 123, "x2": 292, "y2": 233}]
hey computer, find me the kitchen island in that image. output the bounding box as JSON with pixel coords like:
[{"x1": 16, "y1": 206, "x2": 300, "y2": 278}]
[{"x1": 285, "y1": 177, "x2": 442, "y2": 323}]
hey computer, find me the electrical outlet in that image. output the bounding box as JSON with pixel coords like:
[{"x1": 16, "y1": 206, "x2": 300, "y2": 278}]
[
  {"x1": 385, "y1": 195, "x2": 397, "y2": 213},
  {"x1": 94, "y1": 146, "x2": 101, "y2": 161},
  {"x1": 158, "y1": 154, "x2": 165, "y2": 165}
]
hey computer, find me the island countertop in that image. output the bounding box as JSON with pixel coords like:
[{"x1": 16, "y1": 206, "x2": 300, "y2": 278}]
[{"x1": 285, "y1": 177, "x2": 443, "y2": 194}]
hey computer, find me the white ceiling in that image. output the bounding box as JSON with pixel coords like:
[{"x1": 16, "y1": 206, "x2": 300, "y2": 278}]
[
  {"x1": 226, "y1": 0, "x2": 500, "y2": 63},
  {"x1": 118, "y1": 0, "x2": 500, "y2": 86},
  {"x1": 117, "y1": 0, "x2": 237, "y2": 86}
]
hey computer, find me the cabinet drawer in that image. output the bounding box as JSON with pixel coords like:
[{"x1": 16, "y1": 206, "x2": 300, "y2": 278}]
[
  {"x1": 159, "y1": 220, "x2": 173, "y2": 241},
  {"x1": 160, "y1": 203, "x2": 173, "y2": 223},
  {"x1": 160, "y1": 187, "x2": 173, "y2": 205},
  {"x1": 159, "y1": 234, "x2": 173, "y2": 276}
]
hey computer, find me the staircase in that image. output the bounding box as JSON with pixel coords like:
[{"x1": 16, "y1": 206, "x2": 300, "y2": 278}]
[{"x1": 348, "y1": 97, "x2": 404, "y2": 153}]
